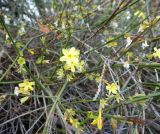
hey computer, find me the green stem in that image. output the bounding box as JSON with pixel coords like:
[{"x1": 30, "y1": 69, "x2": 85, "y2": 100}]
[
  {"x1": 0, "y1": 15, "x2": 20, "y2": 55},
  {"x1": 42, "y1": 79, "x2": 68, "y2": 134}
]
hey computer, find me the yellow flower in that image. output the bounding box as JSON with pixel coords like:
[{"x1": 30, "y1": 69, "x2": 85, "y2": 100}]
[
  {"x1": 107, "y1": 37, "x2": 117, "y2": 47},
  {"x1": 14, "y1": 85, "x2": 32, "y2": 104},
  {"x1": 64, "y1": 109, "x2": 81, "y2": 130},
  {"x1": 60, "y1": 47, "x2": 80, "y2": 65},
  {"x1": 57, "y1": 68, "x2": 65, "y2": 80},
  {"x1": 60, "y1": 47, "x2": 85, "y2": 73},
  {"x1": 138, "y1": 20, "x2": 149, "y2": 32},
  {"x1": 69, "y1": 118, "x2": 80, "y2": 129},
  {"x1": 87, "y1": 73, "x2": 94, "y2": 80},
  {"x1": 15, "y1": 79, "x2": 35, "y2": 104},
  {"x1": 18, "y1": 79, "x2": 35, "y2": 92},
  {"x1": 153, "y1": 47, "x2": 160, "y2": 58},
  {"x1": 66, "y1": 108, "x2": 75, "y2": 116},
  {"x1": 91, "y1": 109, "x2": 103, "y2": 130},
  {"x1": 17, "y1": 87, "x2": 31, "y2": 95},
  {"x1": 16, "y1": 42, "x2": 24, "y2": 48},
  {"x1": 114, "y1": 94, "x2": 123, "y2": 103},
  {"x1": 64, "y1": 108, "x2": 75, "y2": 121},
  {"x1": 87, "y1": 111, "x2": 94, "y2": 119},
  {"x1": 100, "y1": 99, "x2": 107, "y2": 109},
  {"x1": 60, "y1": 47, "x2": 82, "y2": 72},
  {"x1": 64, "y1": 63, "x2": 77, "y2": 72},
  {"x1": 66, "y1": 74, "x2": 74, "y2": 81},
  {"x1": 106, "y1": 82, "x2": 119, "y2": 95},
  {"x1": 28, "y1": 49, "x2": 35, "y2": 55},
  {"x1": 17, "y1": 57, "x2": 25, "y2": 66},
  {"x1": 76, "y1": 60, "x2": 85, "y2": 72},
  {"x1": 134, "y1": 11, "x2": 145, "y2": 19}
]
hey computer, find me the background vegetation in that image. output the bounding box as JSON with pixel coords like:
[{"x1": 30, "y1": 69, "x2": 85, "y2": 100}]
[{"x1": 0, "y1": 0, "x2": 160, "y2": 133}]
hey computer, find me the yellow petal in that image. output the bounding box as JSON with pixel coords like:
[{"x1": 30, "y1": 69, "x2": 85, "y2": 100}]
[
  {"x1": 70, "y1": 47, "x2": 75, "y2": 52},
  {"x1": 62, "y1": 49, "x2": 68, "y2": 56},
  {"x1": 60, "y1": 56, "x2": 66, "y2": 61},
  {"x1": 91, "y1": 118, "x2": 98, "y2": 125},
  {"x1": 20, "y1": 96, "x2": 29, "y2": 104},
  {"x1": 97, "y1": 117, "x2": 103, "y2": 130},
  {"x1": 69, "y1": 117, "x2": 74, "y2": 124},
  {"x1": 19, "y1": 83, "x2": 25, "y2": 88},
  {"x1": 30, "y1": 82, "x2": 35, "y2": 86},
  {"x1": 71, "y1": 66, "x2": 75, "y2": 72}
]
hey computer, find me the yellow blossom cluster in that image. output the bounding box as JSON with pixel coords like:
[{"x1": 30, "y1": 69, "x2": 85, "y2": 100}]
[
  {"x1": 91, "y1": 99, "x2": 106, "y2": 130},
  {"x1": 64, "y1": 109, "x2": 82, "y2": 132},
  {"x1": 105, "y1": 81, "x2": 123, "y2": 103},
  {"x1": 14, "y1": 79, "x2": 35, "y2": 103},
  {"x1": 138, "y1": 16, "x2": 160, "y2": 32},
  {"x1": 105, "y1": 82, "x2": 119, "y2": 95},
  {"x1": 60, "y1": 47, "x2": 84, "y2": 72},
  {"x1": 57, "y1": 47, "x2": 84, "y2": 81}
]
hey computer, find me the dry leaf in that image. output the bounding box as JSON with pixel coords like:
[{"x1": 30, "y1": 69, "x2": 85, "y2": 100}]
[{"x1": 38, "y1": 22, "x2": 50, "y2": 33}]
